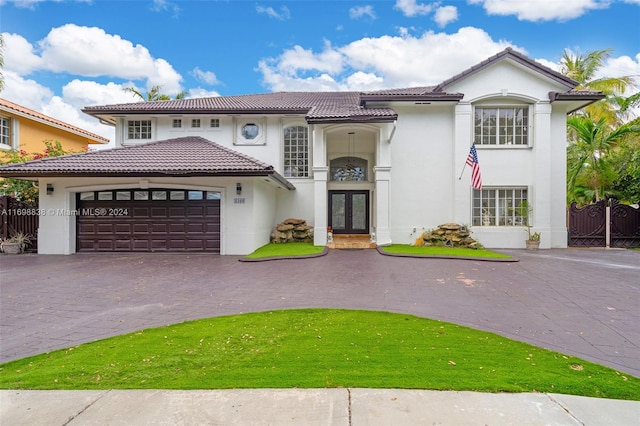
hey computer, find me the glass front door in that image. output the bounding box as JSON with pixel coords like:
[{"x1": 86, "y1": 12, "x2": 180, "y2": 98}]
[{"x1": 329, "y1": 190, "x2": 369, "y2": 234}]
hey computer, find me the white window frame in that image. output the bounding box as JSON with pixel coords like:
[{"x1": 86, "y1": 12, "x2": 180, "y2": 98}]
[
  {"x1": 474, "y1": 105, "x2": 531, "y2": 147},
  {"x1": 125, "y1": 119, "x2": 154, "y2": 142},
  {"x1": 209, "y1": 118, "x2": 220, "y2": 128},
  {"x1": 191, "y1": 118, "x2": 201, "y2": 129},
  {"x1": 283, "y1": 125, "x2": 309, "y2": 178},
  {"x1": 234, "y1": 118, "x2": 265, "y2": 145},
  {"x1": 171, "y1": 118, "x2": 182, "y2": 129},
  {"x1": 472, "y1": 187, "x2": 529, "y2": 227},
  {"x1": 0, "y1": 116, "x2": 11, "y2": 148}
]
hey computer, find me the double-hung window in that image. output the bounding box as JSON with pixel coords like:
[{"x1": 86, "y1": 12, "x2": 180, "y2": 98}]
[
  {"x1": 127, "y1": 120, "x2": 152, "y2": 140},
  {"x1": 473, "y1": 188, "x2": 528, "y2": 226},
  {"x1": 474, "y1": 106, "x2": 529, "y2": 146},
  {"x1": 0, "y1": 116, "x2": 12, "y2": 147},
  {"x1": 283, "y1": 125, "x2": 309, "y2": 177}
]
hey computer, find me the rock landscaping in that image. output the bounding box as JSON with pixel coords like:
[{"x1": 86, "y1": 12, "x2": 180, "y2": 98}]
[
  {"x1": 415, "y1": 223, "x2": 480, "y2": 248},
  {"x1": 270, "y1": 218, "x2": 314, "y2": 243}
]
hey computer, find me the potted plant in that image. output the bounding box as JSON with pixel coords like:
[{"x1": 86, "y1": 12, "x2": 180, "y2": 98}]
[
  {"x1": 1, "y1": 232, "x2": 32, "y2": 254},
  {"x1": 512, "y1": 201, "x2": 541, "y2": 250}
]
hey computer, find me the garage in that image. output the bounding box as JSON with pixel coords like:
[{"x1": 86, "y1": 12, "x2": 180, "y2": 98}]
[{"x1": 77, "y1": 189, "x2": 221, "y2": 253}]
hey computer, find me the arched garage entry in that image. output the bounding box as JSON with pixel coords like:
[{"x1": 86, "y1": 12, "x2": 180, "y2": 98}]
[{"x1": 76, "y1": 188, "x2": 221, "y2": 253}]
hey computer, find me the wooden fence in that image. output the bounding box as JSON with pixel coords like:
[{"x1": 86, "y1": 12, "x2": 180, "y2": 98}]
[{"x1": 0, "y1": 195, "x2": 39, "y2": 252}]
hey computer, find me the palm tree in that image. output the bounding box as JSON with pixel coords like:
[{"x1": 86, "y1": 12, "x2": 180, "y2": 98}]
[
  {"x1": 124, "y1": 85, "x2": 187, "y2": 101},
  {"x1": 567, "y1": 116, "x2": 640, "y2": 202},
  {"x1": 0, "y1": 34, "x2": 5, "y2": 92},
  {"x1": 560, "y1": 48, "x2": 636, "y2": 125}
]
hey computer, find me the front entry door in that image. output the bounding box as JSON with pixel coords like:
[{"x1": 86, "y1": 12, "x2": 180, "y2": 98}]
[{"x1": 329, "y1": 190, "x2": 369, "y2": 234}]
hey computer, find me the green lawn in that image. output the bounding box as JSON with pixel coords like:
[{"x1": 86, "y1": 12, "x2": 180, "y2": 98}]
[
  {"x1": 380, "y1": 244, "x2": 513, "y2": 259},
  {"x1": 244, "y1": 242, "x2": 325, "y2": 259},
  {"x1": 1, "y1": 309, "x2": 637, "y2": 400}
]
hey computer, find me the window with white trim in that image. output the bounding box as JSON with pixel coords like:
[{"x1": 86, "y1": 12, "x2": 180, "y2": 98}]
[
  {"x1": 474, "y1": 106, "x2": 529, "y2": 146},
  {"x1": 283, "y1": 125, "x2": 309, "y2": 177},
  {"x1": 473, "y1": 188, "x2": 528, "y2": 226},
  {"x1": 172, "y1": 119, "x2": 182, "y2": 128},
  {"x1": 210, "y1": 118, "x2": 220, "y2": 128},
  {"x1": 191, "y1": 118, "x2": 201, "y2": 128},
  {"x1": 0, "y1": 117, "x2": 11, "y2": 147},
  {"x1": 127, "y1": 120, "x2": 152, "y2": 140}
]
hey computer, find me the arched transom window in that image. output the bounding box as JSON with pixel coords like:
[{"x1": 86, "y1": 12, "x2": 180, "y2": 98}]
[{"x1": 330, "y1": 157, "x2": 368, "y2": 181}]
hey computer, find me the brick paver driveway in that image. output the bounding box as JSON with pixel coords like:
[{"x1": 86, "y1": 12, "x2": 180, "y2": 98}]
[{"x1": 1, "y1": 248, "x2": 638, "y2": 377}]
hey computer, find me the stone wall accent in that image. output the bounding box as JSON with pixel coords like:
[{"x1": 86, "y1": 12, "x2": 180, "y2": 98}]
[
  {"x1": 416, "y1": 223, "x2": 480, "y2": 249},
  {"x1": 270, "y1": 218, "x2": 314, "y2": 243}
]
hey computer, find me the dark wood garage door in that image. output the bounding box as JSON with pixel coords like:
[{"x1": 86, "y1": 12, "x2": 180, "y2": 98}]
[{"x1": 77, "y1": 189, "x2": 221, "y2": 253}]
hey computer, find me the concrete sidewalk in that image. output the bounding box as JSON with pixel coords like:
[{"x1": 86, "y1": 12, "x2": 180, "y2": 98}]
[{"x1": 2, "y1": 389, "x2": 639, "y2": 426}]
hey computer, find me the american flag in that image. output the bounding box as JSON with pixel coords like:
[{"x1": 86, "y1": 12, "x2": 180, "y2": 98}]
[{"x1": 466, "y1": 144, "x2": 482, "y2": 190}]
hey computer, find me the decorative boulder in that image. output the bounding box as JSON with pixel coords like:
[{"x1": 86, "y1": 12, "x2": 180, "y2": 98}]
[
  {"x1": 271, "y1": 219, "x2": 314, "y2": 243},
  {"x1": 417, "y1": 223, "x2": 480, "y2": 249}
]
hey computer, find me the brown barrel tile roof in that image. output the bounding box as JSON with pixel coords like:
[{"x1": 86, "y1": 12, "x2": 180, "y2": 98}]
[
  {"x1": 82, "y1": 92, "x2": 399, "y2": 124},
  {"x1": 0, "y1": 98, "x2": 109, "y2": 144},
  {"x1": 0, "y1": 136, "x2": 294, "y2": 189}
]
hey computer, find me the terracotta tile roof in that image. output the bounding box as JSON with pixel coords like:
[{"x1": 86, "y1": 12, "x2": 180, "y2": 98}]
[
  {"x1": 83, "y1": 92, "x2": 398, "y2": 124},
  {"x1": 0, "y1": 136, "x2": 294, "y2": 189},
  {"x1": 0, "y1": 98, "x2": 109, "y2": 144}
]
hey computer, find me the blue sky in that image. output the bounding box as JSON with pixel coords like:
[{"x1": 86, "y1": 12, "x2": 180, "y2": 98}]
[{"x1": 1, "y1": 0, "x2": 639, "y2": 143}]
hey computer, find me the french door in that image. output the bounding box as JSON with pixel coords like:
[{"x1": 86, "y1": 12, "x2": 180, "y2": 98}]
[{"x1": 329, "y1": 190, "x2": 369, "y2": 234}]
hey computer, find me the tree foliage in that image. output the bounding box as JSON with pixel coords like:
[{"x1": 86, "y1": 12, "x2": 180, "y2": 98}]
[
  {"x1": 123, "y1": 85, "x2": 187, "y2": 102},
  {"x1": 1, "y1": 140, "x2": 82, "y2": 204}
]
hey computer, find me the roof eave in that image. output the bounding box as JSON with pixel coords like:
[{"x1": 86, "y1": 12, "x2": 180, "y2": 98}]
[
  {"x1": 360, "y1": 94, "x2": 463, "y2": 106},
  {"x1": 306, "y1": 115, "x2": 398, "y2": 124}
]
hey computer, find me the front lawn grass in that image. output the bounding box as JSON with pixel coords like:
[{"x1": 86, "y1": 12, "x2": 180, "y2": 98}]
[
  {"x1": 1, "y1": 309, "x2": 637, "y2": 400},
  {"x1": 380, "y1": 244, "x2": 513, "y2": 259},
  {"x1": 244, "y1": 242, "x2": 325, "y2": 259}
]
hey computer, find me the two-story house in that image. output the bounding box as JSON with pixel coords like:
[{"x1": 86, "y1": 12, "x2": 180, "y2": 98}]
[
  {"x1": 0, "y1": 48, "x2": 602, "y2": 255},
  {"x1": 0, "y1": 98, "x2": 109, "y2": 154}
]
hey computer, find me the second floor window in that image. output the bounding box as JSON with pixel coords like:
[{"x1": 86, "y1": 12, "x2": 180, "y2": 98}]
[
  {"x1": 474, "y1": 106, "x2": 529, "y2": 146},
  {"x1": 283, "y1": 126, "x2": 309, "y2": 177},
  {"x1": 191, "y1": 119, "x2": 201, "y2": 128},
  {"x1": 172, "y1": 119, "x2": 182, "y2": 128},
  {"x1": 0, "y1": 117, "x2": 11, "y2": 146},
  {"x1": 128, "y1": 120, "x2": 152, "y2": 140}
]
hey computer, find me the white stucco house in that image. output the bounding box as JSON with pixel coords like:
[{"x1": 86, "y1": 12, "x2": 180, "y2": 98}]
[{"x1": 0, "y1": 48, "x2": 603, "y2": 255}]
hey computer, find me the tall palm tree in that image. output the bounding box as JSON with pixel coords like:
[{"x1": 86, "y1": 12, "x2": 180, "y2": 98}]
[
  {"x1": 0, "y1": 34, "x2": 5, "y2": 92},
  {"x1": 124, "y1": 85, "x2": 187, "y2": 101},
  {"x1": 560, "y1": 48, "x2": 635, "y2": 125},
  {"x1": 567, "y1": 116, "x2": 640, "y2": 202}
]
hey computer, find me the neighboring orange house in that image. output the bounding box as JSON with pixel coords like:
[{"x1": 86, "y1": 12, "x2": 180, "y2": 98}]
[{"x1": 0, "y1": 98, "x2": 109, "y2": 155}]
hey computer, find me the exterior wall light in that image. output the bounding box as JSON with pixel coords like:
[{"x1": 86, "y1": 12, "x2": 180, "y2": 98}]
[
  {"x1": 236, "y1": 183, "x2": 242, "y2": 195},
  {"x1": 46, "y1": 184, "x2": 54, "y2": 195}
]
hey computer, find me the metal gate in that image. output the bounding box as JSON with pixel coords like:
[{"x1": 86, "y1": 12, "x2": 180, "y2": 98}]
[{"x1": 568, "y1": 199, "x2": 640, "y2": 248}]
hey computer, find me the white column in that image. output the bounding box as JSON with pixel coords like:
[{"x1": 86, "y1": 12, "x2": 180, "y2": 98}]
[
  {"x1": 453, "y1": 103, "x2": 473, "y2": 225},
  {"x1": 373, "y1": 166, "x2": 391, "y2": 245},
  {"x1": 533, "y1": 102, "x2": 552, "y2": 248},
  {"x1": 313, "y1": 167, "x2": 328, "y2": 246}
]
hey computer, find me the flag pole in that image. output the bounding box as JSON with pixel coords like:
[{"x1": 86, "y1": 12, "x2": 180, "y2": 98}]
[{"x1": 458, "y1": 163, "x2": 467, "y2": 180}]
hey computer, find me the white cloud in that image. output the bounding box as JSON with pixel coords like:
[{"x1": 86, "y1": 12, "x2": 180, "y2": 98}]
[
  {"x1": 191, "y1": 67, "x2": 220, "y2": 86},
  {"x1": 260, "y1": 27, "x2": 519, "y2": 92},
  {"x1": 2, "y1": 32, "x2": 43, "y2": 74},
  {"x1": 394, "y1": 0, "x2": 435, "y2": 17},
  {"x1": 186, "y1": 88, "x2": 221, "y2": 99},
  {"x1": 468, "y1": 0, "x2": 610, "y2": 22},
  {"x1": 37, "y1": 24, "x2": 182, "y2": 90},
  {"x1": 349, "y1": 5, "x2": 376, "y2": 20},
  {"x1": 434, "y1": 6, "x2": 458, "y2": 27},
  {"x1": 256, "y1": 5, "x2": 291, "y2": 20}
]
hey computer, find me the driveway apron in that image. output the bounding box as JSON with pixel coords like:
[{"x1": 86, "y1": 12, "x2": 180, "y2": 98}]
[{"x1": 0, "y1": 249, "x2": 638, "y2": 377}]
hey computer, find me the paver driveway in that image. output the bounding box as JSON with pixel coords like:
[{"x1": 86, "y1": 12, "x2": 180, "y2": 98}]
[{"x1": 1, "y1": 248, "x2": 638, "y2": 377}]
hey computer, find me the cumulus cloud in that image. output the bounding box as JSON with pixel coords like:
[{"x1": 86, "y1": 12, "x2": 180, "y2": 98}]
[
  {"x1": 256, "y1": 5, "x2": 291, "y2": 20},
  {"x1": 191, "y1": 67, "x2": 220, "y2": 86},
  {"x1": 394, "y1": 0, "x2": 435, "y2": 17},
  {"x1": 350, "y1": 5, "x2": 376, "y2": 20},
  {"x1": 259, "y1": 26, "x2": 519, "y2": 92},
  {"x1": 2, "y1": 32, "x2": 43, "y2": 74},
  {"x1": 434, "y1": 6, "x2": 458, "y2": 27},
  {"x1": 468, "y1": 0, "x2": 609, "y2": 22}
]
